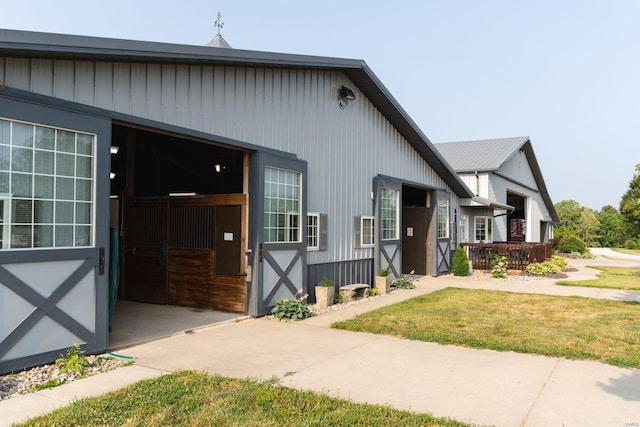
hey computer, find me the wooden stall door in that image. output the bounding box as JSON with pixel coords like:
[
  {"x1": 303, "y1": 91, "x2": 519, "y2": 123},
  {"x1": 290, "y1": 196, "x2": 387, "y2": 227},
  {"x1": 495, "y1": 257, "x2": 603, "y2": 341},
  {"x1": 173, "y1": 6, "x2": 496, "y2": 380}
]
[{"x1": 123, "y1": 201, "x2": 167, "y2": 304}]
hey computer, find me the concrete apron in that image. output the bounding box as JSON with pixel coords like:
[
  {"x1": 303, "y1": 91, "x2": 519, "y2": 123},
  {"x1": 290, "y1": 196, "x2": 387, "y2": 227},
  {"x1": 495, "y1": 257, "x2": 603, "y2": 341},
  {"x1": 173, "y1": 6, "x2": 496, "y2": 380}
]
[{"x1": 124, "y1": 254, "x2": 640, "y2": 427}]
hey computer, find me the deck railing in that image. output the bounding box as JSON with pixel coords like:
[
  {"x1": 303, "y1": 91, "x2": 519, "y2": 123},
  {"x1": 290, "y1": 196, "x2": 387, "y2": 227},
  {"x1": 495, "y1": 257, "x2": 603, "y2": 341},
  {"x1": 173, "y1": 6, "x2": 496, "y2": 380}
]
[{"x1": 459, "y1": 243, "x2": 553, "y2": 271}]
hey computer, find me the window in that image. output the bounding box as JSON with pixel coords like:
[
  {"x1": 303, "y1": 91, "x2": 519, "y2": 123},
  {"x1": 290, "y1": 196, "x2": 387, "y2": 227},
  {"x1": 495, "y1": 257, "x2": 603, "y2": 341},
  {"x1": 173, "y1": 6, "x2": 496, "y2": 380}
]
[
  {"x1": 474, "y1": 216, "x2": 493, "y2": 242},
  {"x1": 380, "y1": 188, "x2": 398, "y2": 240},
  {"x1": 307, "y1": 213, "x2": 319, "y2": 250},
  {"x1": 437, "y1": 197, "x2": 449, "y2": 238},
  {"x1": 264, "y1": 166, "x2": 301, "y2": 243},
  {"x1": 459, "y1": 215, "x2": 469, "y2": 244},
  {"x1": 355, "y1": 215, "x2": 374, "y2": 248},
  {"x1": 307, "y1": 213, "x2": 328, "y2": 251},
  {"x1": 0, "y1": 118, "x2": 95, "y2": 250}
]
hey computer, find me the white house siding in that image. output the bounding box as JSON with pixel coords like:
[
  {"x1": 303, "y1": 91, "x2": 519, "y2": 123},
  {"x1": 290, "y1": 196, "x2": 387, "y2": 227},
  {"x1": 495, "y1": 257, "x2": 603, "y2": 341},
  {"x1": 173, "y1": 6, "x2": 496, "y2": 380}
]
[{"x1": 0, "y1": 57, "x2": 458, "y2": 265}]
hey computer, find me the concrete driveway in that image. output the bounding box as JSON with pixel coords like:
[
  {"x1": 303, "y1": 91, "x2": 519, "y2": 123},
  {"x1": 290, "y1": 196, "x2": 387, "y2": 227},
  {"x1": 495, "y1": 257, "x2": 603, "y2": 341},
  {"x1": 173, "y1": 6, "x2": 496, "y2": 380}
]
[{"x1": 3, "y1": 250, "x2": 640, "y2": 427}]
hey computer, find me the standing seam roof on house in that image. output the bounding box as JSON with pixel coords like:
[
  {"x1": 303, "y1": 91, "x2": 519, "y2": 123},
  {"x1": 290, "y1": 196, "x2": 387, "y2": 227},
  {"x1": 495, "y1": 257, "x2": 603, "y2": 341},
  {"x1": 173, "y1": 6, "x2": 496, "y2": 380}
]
[
  {"x1": 0, "y1": 28, "x2": 473, "y2": 199},
  {"x1": 435, "y1": 137, "x2": 559, "y2": 222},
  {"x1": 434, "y1": 137, "x2": 529, "y2": 172}
]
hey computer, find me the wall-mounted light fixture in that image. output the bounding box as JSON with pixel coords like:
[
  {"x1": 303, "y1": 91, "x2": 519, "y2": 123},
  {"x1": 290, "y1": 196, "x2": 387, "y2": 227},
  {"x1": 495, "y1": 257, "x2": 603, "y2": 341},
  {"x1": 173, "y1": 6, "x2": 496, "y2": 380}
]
[
  {"x1": 214, "y1": 163, "x2": 227, "y2": 173},
  {"x1": 110, "y1": 146, "x2": 120, "y2": 154},
  {"x1": 338, "y1": 85, "x2": 356, "y2": 109},
  {"x1": 110, "y1": 172, "x2": 116, "y2": 179}
]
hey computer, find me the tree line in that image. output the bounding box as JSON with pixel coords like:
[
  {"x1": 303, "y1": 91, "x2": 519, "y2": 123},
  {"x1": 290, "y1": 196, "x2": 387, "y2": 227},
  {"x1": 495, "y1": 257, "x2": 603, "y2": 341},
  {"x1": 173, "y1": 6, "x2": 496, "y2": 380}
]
[{"x1": 555, "y1": 164, "x2": 640, "y2": 248}]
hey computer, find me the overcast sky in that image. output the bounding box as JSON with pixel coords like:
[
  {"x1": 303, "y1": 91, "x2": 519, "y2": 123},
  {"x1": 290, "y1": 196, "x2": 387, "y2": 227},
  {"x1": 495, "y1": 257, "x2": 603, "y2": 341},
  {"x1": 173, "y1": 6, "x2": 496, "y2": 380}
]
[{"x1": 3, "y1": 1, "x2": 638, "y2": 210}]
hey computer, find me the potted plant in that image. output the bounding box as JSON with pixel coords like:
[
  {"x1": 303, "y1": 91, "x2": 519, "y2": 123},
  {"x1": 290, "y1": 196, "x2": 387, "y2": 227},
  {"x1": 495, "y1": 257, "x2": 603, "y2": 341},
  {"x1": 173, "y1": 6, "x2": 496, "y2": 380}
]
[
  {"x1": 315, "y1": 279, "x2": 335, "y2": 309},
  {"x1": 375, "y1": 267, "x2": 390, "y2": 295}
]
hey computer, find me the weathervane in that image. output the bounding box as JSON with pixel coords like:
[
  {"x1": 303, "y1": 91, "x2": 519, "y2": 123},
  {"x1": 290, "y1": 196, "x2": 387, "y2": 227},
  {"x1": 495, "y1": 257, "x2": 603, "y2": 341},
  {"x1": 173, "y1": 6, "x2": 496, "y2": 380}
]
[{"x1": 215, "y1": 12, "x2": 224, "y2": 36}]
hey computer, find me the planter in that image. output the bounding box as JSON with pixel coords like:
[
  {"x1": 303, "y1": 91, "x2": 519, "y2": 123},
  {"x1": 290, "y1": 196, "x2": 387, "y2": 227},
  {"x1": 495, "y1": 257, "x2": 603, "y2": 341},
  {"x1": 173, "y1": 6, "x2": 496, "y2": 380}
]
[
  {"x1": 315, "y1": 285, "x2": 335, "y2": 309},
  {"x1": 375, "y1": 275, "x2": 390, "y2": 295}
]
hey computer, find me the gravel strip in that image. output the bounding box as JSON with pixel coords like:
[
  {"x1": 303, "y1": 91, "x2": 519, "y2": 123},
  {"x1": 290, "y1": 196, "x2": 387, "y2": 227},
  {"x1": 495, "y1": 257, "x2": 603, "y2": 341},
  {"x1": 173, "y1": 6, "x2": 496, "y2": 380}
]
[{"x1": 0, "y1": 354, "x2": 130, "y2": 401}]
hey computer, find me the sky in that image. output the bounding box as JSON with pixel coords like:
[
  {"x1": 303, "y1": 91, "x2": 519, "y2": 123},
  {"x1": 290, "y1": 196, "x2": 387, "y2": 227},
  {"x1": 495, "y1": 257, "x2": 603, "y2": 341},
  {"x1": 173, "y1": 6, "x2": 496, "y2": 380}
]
[{"x1": 2, "y1": 1, "x2": 639, "y2": 210}]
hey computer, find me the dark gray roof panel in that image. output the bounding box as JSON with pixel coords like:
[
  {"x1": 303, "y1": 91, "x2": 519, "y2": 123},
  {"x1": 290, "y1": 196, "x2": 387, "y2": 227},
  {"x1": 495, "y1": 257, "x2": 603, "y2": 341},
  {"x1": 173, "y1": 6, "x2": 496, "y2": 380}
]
[
  {"x1": 0, "y1": 28, "x2": 472, "y2": 198},
  {"x1": 434, "y1": 137, "x2": 529, "y2": 172}
]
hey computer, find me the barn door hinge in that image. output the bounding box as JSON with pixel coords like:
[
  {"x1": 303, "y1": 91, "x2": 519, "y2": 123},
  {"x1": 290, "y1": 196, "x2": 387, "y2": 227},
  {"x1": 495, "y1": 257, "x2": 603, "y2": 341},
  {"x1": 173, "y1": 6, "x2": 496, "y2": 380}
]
[
  {"x1": 259, "y1": 245, "x2": 264, "y2": 262},
  {"x1": 98, "y1": 248, "x2": 105, "y2": 275}
]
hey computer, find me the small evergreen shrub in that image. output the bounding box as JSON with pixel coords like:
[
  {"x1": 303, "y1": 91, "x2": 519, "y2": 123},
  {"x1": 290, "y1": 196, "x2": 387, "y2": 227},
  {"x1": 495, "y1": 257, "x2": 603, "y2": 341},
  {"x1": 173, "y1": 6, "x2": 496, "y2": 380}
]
[
  {"x1": 491, "y1": 254, "x2": 509, "y2": 278},
  {"x1": 625, "y1": 239, "x2": 639, "y2": 250},
  {"x1": 452, "y1": 247, "x2": 470, "y2": 276},
  {"x1": 556, "y1": 236, "x2": 588, "y2": 254}
]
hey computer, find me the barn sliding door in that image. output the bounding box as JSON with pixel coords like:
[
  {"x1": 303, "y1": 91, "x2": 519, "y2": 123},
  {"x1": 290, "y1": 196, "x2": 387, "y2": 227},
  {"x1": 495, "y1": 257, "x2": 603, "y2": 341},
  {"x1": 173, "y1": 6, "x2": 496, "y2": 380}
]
[
  {"x1": 253, "y1": 152, "x2": 307, "y2": 316},
  {"x1": 0, "y1": 93, "x2": 110, "y2": 374},
  {"x1": 435, "y1": 191, "x2": 452, "y2": 275}
]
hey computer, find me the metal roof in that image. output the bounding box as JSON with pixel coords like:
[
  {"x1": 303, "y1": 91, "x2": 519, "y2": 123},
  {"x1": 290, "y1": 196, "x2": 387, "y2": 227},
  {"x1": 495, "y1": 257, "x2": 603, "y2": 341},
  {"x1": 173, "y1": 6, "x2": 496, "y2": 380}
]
[
  {"x1": 434, "y1": 137, "x2": 529, "y2": 173},
  {"x1": 435, "y1": 137, "x2": 558, "y2": 222},
  {"x1": 0, "y1": 28, "x2": 472, "y2": 198}
]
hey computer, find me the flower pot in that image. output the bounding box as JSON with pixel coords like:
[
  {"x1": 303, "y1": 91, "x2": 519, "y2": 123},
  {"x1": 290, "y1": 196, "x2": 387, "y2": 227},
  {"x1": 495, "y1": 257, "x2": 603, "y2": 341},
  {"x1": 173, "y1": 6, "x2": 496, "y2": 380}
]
[
  {"x1": 375, "y1": 275, "x2": 389, "y2": 294},
  {"x1": 315, "y1": 285, "x2": 335, "y2": 309}
]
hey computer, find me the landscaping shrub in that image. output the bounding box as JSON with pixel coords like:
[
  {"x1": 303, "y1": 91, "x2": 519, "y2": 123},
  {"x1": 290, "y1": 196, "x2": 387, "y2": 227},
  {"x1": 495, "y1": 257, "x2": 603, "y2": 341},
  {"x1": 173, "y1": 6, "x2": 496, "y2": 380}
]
[
  {"x1": 556, "y1": 235, "x2": 588, "y2": 254},
  {"x1": 391, "y1": 277, "x2": 415, "y2": 289},
  {"x1": 491, "y1": 254, "x2": 509, "y2": 278},
  {"x1": 525, "y1": 258, "x2": 564, "y2": 275},
  {"x1": 452, "y1": 247, "x2": 470, "y2": 276},
  {"x1": 271, "y1": 296, "x2": 311, "y2": 320},
  {"x1": 625, "y1": 239, "x2": 639, "y2": 250},
  {"x1": 549, "y1": 255, "x2": 568, "y2": 270}
]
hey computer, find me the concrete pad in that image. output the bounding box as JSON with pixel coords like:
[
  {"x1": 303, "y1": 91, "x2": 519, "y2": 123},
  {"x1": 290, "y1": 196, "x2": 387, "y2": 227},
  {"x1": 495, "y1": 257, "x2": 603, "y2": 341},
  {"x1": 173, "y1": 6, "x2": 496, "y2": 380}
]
[
  {"x1": 0, "y1": 365, "x2": 164, "y2": 427},
  {"x1": 280, "y1": 334, "x2": 557, "y2": 427},
  {"x1": 527, "y1": 359, "x2": 640, "y2": 426}
]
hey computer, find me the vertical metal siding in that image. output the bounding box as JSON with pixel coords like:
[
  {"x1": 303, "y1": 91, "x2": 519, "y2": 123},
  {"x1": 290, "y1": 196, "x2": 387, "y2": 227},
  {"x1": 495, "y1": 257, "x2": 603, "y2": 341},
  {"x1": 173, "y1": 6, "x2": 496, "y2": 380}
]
[{"x1": 2, "y1": 57, "x2": 462, "y2": 265}]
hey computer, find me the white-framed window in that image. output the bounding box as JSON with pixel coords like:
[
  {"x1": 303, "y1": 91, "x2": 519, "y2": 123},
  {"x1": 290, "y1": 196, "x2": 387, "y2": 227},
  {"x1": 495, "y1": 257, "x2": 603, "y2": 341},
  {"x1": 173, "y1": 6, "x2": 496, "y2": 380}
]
[
  {"x1": 380, "y1": 188, "x2": 399, "y2": 240},
  {"x1": 437, "y1": 197, "x2": 449, "y2": 238},
  {"x1": 264, "y1": 166, "x2": 301, "y2": 243},
  {"x1": 307, "y1": 212, "x2": 328, "y2": 251},
  {"x1": 0, "y1": 117, "x2": 95, "y2": 250},
  {"x1": 307, "y1": 213, "x2": 319, "y2": 250},
  {"x1": 474, "y1": 216, "x2": 493, "y2": 242},
  {"x1": 355, "y1": 215, "x2": 374, "y2": 248},
  {"x1": 459, "y1": 215, "x2": 469, "y2": 244},
  {"x1": 0, "y1": 195, "x2": 10, "y2": 249}
]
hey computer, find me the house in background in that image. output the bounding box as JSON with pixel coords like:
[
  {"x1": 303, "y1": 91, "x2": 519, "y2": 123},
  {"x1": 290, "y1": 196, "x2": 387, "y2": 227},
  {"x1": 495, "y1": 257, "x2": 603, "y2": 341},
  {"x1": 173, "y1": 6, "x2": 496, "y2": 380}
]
[
  {"x1": 435, "y1": 137, "x2": 559, "y2": 245},
  {"x1": 0, "y1": 28, "x2": 472, "y2": 373}
]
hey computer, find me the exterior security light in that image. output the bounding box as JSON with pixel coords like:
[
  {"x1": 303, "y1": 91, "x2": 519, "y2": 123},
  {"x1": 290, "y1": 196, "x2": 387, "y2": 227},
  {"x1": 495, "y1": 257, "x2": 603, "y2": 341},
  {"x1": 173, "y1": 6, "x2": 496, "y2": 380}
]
[
  {"x1": 338, "y1": 85, "x2": 356, "y2": 109},
  {"x1": 110, "y1": 146, "x2": 120, "y2": 154}
]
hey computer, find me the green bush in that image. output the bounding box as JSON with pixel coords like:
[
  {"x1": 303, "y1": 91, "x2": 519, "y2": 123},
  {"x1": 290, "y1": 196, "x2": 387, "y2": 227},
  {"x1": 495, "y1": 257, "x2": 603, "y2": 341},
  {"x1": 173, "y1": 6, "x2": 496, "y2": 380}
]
[
  {"x1": 625, "y1": 239, "x2": 639, "y2": 250},
  {"x1": 333, "y1": 291, "x2": 345, "y2": 304},
  {"x1": 56, "y1": 343, "x2": 89, "y2": 375},
  {"x1": 491, "y1": 254, "x2": 509, "y2": 278},
  {"x1": 452, "y1": 247, "x2": 470, "y2": 276},
  {"x1": 391, "y1": 277, "x2": 415, "y2": 289},
  {"x1": 379, "y1": 267, "x2": 390, "y2": 277},
  {"x1": 525, "y1": 260, "x2": 562, "y2": 275},
  {"x1": 556, "y1": 236, "x2": 588, "y2": 254},
  {"x1": 368, "y1": 287, "x2": 380, "y2": 297},
  {"x1": 549, "y1": 256, "x2": 568, "y2": 270},
  {"x1": 271, "y1": 297, "x2": 311, "y2": 321}
]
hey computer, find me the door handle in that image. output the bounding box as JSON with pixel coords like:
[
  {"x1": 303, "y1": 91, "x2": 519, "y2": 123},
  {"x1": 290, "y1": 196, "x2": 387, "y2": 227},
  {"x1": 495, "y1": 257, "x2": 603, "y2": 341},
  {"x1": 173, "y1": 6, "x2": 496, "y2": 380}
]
[{"x1": 98, "y1": 248, "x2": 105, "y2": 275}]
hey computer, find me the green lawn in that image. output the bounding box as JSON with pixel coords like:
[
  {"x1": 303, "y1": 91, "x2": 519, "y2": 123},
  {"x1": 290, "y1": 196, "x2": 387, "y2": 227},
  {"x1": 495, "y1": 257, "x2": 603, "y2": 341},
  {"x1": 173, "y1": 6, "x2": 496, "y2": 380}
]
[
  {"x1": 613, "y1": 248, "x2": 640, "y2": 257},
  {"x1": 557, "y1": 266, "x2": 640, "y2": 290},
  {"x1": 332, "y1": 288, "x2": 640, "y2": 368},
  {"x1": 17, "y1": 371, "x2": 469, "y2": 427}
]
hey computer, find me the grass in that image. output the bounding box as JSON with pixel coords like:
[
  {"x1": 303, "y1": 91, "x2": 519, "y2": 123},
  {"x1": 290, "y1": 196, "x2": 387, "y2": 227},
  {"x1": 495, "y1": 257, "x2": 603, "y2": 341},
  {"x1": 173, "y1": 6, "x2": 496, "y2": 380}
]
[
  {"x1": 332, "y1": 288, "x2": 640, "y2": 368},
  {"x1": 557, "y1": 266, "x2": 640, "y2": 290},
  {"x1": 613, "y1": 248, "x2": 640, "y2": 256},
  {"x1": 17, "y1": 371, "x2": 469, "y2": 427}
]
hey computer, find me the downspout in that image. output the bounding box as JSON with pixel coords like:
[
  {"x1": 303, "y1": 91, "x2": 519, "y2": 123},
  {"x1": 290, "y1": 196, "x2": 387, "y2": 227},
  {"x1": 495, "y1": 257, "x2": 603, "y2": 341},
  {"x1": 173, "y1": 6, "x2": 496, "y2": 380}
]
[{"x1": 475, "y1": 170, "x2": 479, "y2": 196}]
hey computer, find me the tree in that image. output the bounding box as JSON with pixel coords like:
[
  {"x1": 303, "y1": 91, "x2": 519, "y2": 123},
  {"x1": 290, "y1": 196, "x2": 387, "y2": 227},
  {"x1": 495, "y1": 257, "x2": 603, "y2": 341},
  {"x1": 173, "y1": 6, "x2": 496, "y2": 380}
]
[
  {"x1": 620, "y1": 164, "x2": 640, "y2": 237},
  {"x1": 576, "y1": 207, "x2": 600, "y2": 246},
  {"x1": 597, "y1": 206, "x2": 628, "y2": 247},
  {"x1": 554, "y1": 199, "x2": 582, "y2": 235}
]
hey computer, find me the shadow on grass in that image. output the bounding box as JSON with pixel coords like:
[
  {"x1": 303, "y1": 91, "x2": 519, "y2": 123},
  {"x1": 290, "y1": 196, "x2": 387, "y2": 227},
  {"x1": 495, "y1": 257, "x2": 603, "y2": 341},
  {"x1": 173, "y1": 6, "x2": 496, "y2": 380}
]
[{"x1": 597, "y1": 370, "x2": 640, "y2": 402}]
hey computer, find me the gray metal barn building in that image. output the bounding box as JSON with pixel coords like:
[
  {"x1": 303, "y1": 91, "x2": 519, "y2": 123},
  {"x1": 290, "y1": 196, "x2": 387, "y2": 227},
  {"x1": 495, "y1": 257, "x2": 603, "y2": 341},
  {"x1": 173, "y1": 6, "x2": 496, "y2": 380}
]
[{"x1": 0, "y1": 29, "x2": 472, "y2": 373}]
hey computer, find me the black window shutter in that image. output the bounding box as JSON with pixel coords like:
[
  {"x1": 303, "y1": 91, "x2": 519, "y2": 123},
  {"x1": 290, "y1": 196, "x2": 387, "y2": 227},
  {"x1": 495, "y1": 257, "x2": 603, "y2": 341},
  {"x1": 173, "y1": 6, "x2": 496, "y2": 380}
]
[{"x1": 319, "y1": 214, "x2": 328, "y2": 251}]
